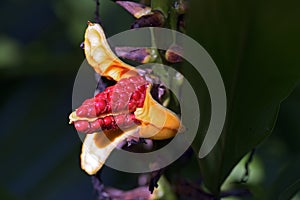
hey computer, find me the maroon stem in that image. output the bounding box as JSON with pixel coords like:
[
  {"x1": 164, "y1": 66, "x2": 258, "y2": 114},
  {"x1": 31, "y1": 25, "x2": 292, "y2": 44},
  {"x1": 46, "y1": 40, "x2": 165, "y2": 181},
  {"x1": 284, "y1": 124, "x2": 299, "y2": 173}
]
[{"x1": 94, "y1": 0, "x2": 102, "y2": 25}]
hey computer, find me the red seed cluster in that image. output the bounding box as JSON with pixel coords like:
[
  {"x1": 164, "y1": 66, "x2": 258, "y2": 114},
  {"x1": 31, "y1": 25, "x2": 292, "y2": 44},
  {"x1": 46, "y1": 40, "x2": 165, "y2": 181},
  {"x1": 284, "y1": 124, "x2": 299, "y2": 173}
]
[
  {"x1": 74, "y1": 76, "x2": 148, "y2": 133},
  {"x1": 76, "y1": 76, "x2": 147, "y2": 118},
  {"x1": 74, "y1": 113, "x2": 140, "y2": 134}
]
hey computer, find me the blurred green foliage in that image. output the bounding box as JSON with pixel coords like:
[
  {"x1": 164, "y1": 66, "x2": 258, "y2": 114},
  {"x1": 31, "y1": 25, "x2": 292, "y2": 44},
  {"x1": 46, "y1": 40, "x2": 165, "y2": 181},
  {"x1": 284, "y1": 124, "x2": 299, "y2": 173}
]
[
  {"x1": 187, "y1": 0, "x2": 300, "y2": 197},
  {"x1": 0, "y1": 0, "x2": 299, "y2": 199}
]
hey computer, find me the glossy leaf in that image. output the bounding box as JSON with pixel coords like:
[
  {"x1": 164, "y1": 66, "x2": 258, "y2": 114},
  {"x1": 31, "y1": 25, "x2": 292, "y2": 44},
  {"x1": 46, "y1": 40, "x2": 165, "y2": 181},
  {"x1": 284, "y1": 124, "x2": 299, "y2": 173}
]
[
  {"x1": 267, "y1": 156, "x2": 300, "y2": 199},
  {"x1": 187, "y1": 0, "x2": 300, "y2": 195}
]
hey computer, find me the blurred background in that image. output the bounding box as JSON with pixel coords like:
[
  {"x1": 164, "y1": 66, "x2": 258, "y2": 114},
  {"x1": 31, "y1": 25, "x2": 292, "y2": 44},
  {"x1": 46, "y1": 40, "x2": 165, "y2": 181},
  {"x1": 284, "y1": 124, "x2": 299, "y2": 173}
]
[{"x1": 0, "y1": 0, "x2": 299, "y2": 199}]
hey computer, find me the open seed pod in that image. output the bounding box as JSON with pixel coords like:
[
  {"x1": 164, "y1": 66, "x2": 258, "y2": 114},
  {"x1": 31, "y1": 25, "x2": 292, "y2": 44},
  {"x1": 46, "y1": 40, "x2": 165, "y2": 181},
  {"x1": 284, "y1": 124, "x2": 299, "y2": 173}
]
[{"x1": 69, "y1": 22, "x2": 182, "y2": 175}]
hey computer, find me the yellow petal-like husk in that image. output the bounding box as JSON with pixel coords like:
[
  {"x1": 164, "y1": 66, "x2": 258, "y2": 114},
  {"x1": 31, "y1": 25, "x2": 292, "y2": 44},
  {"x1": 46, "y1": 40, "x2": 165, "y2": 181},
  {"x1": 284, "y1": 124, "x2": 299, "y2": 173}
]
[
  {"x1": 134, "y1": 86, "x2": 181, "y2": 140},
  {"x1": 81, "y1": 127, "x2": 140, "y2": 175},
  {"x1": 84, "y1": 22, "x2": 137, "y2": 81}
]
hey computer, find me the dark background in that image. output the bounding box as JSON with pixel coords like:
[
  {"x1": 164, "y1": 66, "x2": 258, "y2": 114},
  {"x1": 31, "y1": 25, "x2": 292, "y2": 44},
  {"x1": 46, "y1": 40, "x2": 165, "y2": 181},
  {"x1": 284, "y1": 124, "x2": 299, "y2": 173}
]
[{"x1": 0, "y1": 0, "x2": 299, "y2": 199}]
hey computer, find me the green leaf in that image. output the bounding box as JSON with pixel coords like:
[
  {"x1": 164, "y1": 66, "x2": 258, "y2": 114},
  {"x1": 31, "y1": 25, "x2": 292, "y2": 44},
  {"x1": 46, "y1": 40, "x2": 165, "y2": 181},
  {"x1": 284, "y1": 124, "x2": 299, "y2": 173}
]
[
  {"x1": 186, "y1": 0, "x2": 300, "y2": 196},
  {"x1": 267, "y1": 156, "x2": 300, "y2": 200},
  {"x1": 151, "y1": 0, "x2": 172, "y2": 18},
  {"x1": 157, "y1": 176, "x2": 177, "y2": 200}
]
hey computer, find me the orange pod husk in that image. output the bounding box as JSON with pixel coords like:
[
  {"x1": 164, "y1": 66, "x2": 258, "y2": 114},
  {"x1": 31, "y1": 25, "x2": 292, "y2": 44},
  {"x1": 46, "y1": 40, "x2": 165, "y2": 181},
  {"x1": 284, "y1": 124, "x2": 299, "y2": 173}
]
[
  {"x1": 84, "y1": 22, "x2": 138, "y2": 81},
  {"x1": 80, "y1": 128, "x2": 140, "y2": 175},
  {"x1": 134, "y1": 86, "x2": 181, "y2": 140}
]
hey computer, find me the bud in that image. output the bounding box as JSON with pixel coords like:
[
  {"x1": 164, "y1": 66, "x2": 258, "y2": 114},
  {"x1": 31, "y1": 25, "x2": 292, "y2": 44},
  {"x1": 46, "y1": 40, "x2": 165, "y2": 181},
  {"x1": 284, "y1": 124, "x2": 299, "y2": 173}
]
[
  {"x1": 165, "y1": 44, "x2": 183, "y2": 63},
  {"x1": 115, "y1": 47, "x2": 157, "y2": 63},
  {"x1": 174, "y1": 0, "x2": 188, "y2": 14}
]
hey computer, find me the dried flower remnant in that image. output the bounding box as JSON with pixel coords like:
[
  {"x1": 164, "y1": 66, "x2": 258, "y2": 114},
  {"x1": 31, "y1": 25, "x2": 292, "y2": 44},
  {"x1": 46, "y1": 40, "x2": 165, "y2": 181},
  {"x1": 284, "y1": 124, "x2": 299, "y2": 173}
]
[
  {"x1": 91, "y1": 172, "x2": 167, "y2": 200},
  {"x1": 116, "y1": 1, "x2": 152, "y2": 19},
  {"x1": 116, "y1": 1, "x2": 165, "y2": 28},
  {"x1": 69, "y1": 22, "x2": 182, "y2": 175},
  {"x1": 131, "y1": 11, "x2": 165, "y2": 28},
  {"x1": 104, "y1": 186, "x2": 161, "y2": 200}
]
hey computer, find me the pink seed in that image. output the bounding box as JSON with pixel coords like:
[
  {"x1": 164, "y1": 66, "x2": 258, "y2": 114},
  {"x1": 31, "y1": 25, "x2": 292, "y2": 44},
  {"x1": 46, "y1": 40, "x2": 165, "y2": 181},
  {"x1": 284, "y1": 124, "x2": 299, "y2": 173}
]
[
  {"x1": 119, "y1": 92, "x2": 130, "y2": 102},
  {"x1": 74, "y1": 120, "x2": 89, "y2": 132},
  {"x1": 114, "y1": 114, "x2": 125, "y2": 126},
  {"x1": 114, "y1": 101, "x2": 124, "y2": 111},
  {"x1": 103, "y1": 116, "x2": 113, "y2": 127},
  {"x1": 95, "y1": 92, "x2": 107, "y2": 99},
  {"x1": 128, "y1": 76, "x2": 139, "y2": 83},
  {"x1": 132, "y1": 91, "x2": 141, "y2": 101},
  {"x1": 90, "y1": 120, "x2": 101, "y2": 131},
  {"x1": 111, "y1": 93, "x2": 119, "y2": 101},
  {"x1": 113, "y1": 86, "x2": 123, "y2": 93},
  {"x1": 86, "y1": 106, "x2": 97, "y2": 117},
  {"x1": 137, "y1": 93, "x2": 145, "y2": 107},
  {"x1": 128, "y1": 100, "x2": 137, "y2": 112},
  {"x1": 76, "y1": 106, "x2": 88, "y2": 117},
  {"x1": 124, "y1": 114, "x2": 133, "y2": 126},
  {"x1": 126, "y1": 83, "x2": 135, "y2": 92},
  {"x1": 97, "y1": 118, "x2": 104, "y2": 127},
  {"x1": 107, "y1": 92, "x2": 113, "y2": 101},
  {"x1": 137, "y1": 85, "x2": 146, "y2": 92},
  {"x1": 106, "y1": 104, "x2": 111, "y2": 112},
  {"x1": 95, "y1": 99, "x2": 106, "y2": 114}
]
